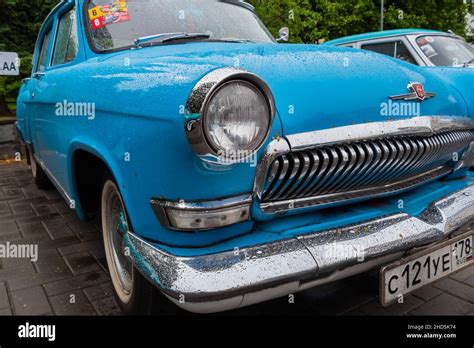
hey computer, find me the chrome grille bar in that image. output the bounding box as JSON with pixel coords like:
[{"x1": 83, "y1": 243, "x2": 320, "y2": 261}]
[{"x1": 261, "y1": 130, "x2": 474, "y2": 207}]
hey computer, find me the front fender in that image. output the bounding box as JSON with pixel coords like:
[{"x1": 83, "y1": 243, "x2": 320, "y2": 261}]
[{"x1": 425, "y1": 67, "x2": 474, "y2": 119}]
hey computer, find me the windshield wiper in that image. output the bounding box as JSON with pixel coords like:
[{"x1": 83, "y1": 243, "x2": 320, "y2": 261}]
[
  {"x1": 134, "y1": 32, "x2": 211, "y2": 47},
  {"x1": 161, "y1": 33, "x2": 211, "y2": 44},
  {"x1": 463, "y1": 58, "x2": 474, "y2": 67}
]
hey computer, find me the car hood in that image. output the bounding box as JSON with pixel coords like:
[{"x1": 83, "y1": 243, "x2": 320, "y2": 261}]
[{"x1": 95, "y1": 42, "x2": 470, "y2": 136}]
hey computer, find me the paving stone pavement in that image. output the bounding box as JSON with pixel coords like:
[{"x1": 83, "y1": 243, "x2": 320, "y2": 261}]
[
  {"x1": 0, "y1": 161, "x2": 473, "y2": 316},
  {"x1": 0, "y1": 161, "x2": 121, "y2": 316}
]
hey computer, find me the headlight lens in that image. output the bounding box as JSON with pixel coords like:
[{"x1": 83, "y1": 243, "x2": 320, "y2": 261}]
[{"x1": 204, "y1": 81, "x2": 270, "y2": 153}]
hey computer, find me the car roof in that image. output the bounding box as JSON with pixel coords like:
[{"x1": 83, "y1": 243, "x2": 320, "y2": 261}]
[{"x1": 323, "y1": 29, "x2": 451, "y2": 46}]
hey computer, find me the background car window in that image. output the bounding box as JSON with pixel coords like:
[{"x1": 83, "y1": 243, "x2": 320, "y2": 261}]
[
  {"x1": 361, "y1": 41, "x2": 395, "y2": 56},
  {"x1": 36, "y1": 29, "x2": 52, "y2": 72},
  {"x1": 52, "y1": 8, "x2": 78, "y2": 66},
  {"x1": 361, "y1": 41, "x2": 416, "y2": 64},
  {"x1": 416, "y1": 35, "x2": 474, "y2": 67}
]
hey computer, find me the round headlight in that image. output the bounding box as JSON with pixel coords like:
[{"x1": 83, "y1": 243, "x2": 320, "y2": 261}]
[{"x1": 203, "y1": 81, "x2": 271, "y2": 154}]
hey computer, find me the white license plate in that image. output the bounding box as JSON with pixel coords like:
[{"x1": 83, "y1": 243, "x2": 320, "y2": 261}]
[{"x1": 380, "y1": 233, "x2": 473, "y2": 306}]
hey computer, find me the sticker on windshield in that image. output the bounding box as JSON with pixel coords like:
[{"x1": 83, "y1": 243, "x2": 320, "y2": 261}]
[
  {"x1": 89, "y1": 0, "x2": 130, "y2": 30},
  {"x1": 425, "y1": 36, "x2": 435, "y2": 43},
  {"x1": 420, "y1": 44, "x2": 438, "y2": 59},
  {"x1": 417, "y1": 38, "x2": 429, "y2": 46}
]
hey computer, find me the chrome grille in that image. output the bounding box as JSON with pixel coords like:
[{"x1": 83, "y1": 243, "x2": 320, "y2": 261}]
[{"x1": 261, "y1": 130, "x2": 474, "y2": 207}]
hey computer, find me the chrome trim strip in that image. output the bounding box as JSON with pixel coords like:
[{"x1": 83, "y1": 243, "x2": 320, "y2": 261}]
[
  {"x1": 254, "y1": 137, "x2": 290, "y2": 200},
  {"x1": 286, "y1": 116, "x2": 474, "y2": 151},
  {"x1": 150, "y1": 194, "x2": 252, "y2": 231},
  {"x1": 184, "y1": 67, "x2": 276, "y2": 163},
  {"x1": 32, "y1": 153, "x2": 74, "y2": 207},
  {"x1": 390, "y1": 92, "x2": 436, "y2": 101},
  {"x1": 126, "y1": 183, "x2": 474, "y2": 313},
  {"x1": 152, "y1": 194, "x2": 252, "y2": 211}
]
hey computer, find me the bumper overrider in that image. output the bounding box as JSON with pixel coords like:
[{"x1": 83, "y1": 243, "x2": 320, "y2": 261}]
[{"x1": 125, "y1": 183, "x2": 474, "y2": 313}]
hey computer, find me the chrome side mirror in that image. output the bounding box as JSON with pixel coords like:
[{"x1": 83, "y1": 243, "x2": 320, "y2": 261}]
[{"x1": 277, "y1": 27, "x2": 289, "y2": 42}]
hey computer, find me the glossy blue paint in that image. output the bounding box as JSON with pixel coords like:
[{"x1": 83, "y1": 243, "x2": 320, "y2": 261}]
[
  {"x1": 323, "y1": 28, "x2": 445, "y2": 46},
  {"x1": 16, "y1": 0, "x2": 474, "y2": 251},
  {"x1": 426, "y1": 67, "x2": 474, "y2": 117}
]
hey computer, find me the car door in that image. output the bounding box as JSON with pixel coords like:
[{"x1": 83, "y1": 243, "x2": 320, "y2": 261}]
[
  {"x1": 42, "y1": 6, "x2": 81, "y2": 188},
  {"x1": 29, "y1": 24, "x2": 55, "y2": 171},
  {"x1": 31, "y1": 5, "x2": 80, "y2": 189}
]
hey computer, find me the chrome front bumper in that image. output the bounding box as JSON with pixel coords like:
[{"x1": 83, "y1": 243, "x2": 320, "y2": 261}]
[{"x1": 125, "y1": 183, "x2": 474, "y2": 313}]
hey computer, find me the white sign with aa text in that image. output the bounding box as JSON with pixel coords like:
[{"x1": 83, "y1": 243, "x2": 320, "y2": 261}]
[{"x1": 0, "y1": 52, "x2": 20, "y2": 76}]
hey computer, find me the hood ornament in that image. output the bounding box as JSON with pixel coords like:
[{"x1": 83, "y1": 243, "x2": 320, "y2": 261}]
[{"x1": 390, "y1": 82, "x2": 436, "y2": 102}]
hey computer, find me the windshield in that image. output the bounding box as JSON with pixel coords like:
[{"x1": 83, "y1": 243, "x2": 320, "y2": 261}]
[
  {"x1": 415, "y1": 35, "x2": 474, "y2": 67},
  {"x1": 85, "y1": 0, "x2": 275, "y2": 52}
]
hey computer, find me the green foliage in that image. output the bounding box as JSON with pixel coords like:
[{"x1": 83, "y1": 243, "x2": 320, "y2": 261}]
[
  {"x1": 251, "y1": 0, "x2": 320, "y2": 43},
  {"x1": 249, "y1": 0, "x2": 469, "y2": 43},
  {"x1": 384, "y1": 0, "x2": 468, "y2": 35},
  {"x1": 0, "y1": 0, "x2": 57, "y2": 54}
]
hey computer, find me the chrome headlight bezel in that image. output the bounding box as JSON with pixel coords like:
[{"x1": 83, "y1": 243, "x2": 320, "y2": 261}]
[{"x1": 184, "y1": 68, "x2": 276, "y2": 163}]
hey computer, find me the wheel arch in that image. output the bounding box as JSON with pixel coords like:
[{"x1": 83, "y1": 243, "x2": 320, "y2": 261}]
[{"x1": 68, "y1": 140, "x2": 126, "y2": 220}]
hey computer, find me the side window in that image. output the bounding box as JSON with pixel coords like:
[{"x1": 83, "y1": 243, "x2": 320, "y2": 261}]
[
  {"x1": 361, "y1": 41, "x2": 416, "y2": 64},
  {"x1": 362, "y1": 41, "x2": 396, "y2": 57},
  {"x1": 52, "y1": 8, "x2": 78, "y2": 66},
  {"x1": 36, "y1": 29, "x2": 53, "y2": 72},
  {"x1": 394, "y1": 41, "x2": 417, "y2": 64}
]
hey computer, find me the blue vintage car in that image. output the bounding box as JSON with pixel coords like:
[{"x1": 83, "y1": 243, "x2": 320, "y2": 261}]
[
  {"x1": 324, "y1": 29, "x2": 474, "y2": 68},
  {"x1": 16, "y1": 0, "x2": 474, "y2": 314}
]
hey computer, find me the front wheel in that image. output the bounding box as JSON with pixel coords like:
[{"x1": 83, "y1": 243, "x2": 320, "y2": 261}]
[{"x1": 101, "y1": 177, "x2": 178, "y2": 315}]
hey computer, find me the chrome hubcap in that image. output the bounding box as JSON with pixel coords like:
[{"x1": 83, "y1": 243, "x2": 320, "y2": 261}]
[{"x1": 105, "y1": 187, "x2": 133, "y2": 297}]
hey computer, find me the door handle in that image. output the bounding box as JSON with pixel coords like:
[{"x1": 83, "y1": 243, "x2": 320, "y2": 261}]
[{"x1": 32, "y1": 72, "x2": 45, "y2": 79}]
